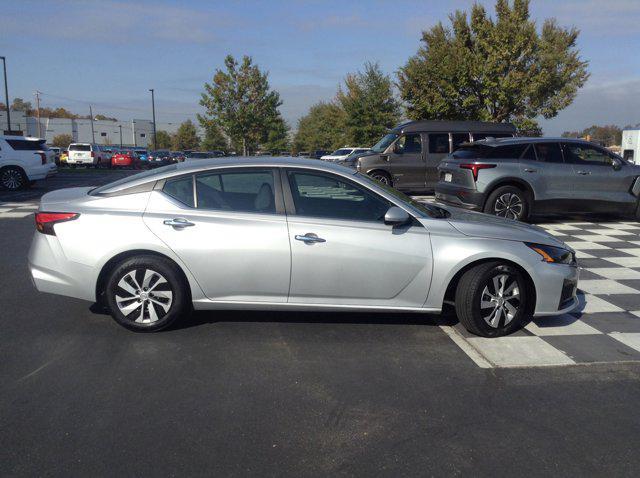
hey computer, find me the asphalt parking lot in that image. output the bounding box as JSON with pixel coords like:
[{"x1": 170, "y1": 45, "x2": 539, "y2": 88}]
[{"x1": 2, "y1": 170, "x2": 640, "y2": 476}]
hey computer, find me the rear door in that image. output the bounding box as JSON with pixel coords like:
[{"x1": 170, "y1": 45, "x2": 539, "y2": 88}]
[
  {"x1": 143, "y1": 167, "x2": 291, "y2": 302},
  {"x1": 523, "y1": 143, "x2": 577, "y2": 209},
  {"x1": 384, "y1": 133, "x2": 425, "y2": 190},
  {"x1": 283, "y1": 168, "x2": 432, "y2": 308},
  {"x1": 425, "y1": 133, "x2": 451, "y2": 189}
]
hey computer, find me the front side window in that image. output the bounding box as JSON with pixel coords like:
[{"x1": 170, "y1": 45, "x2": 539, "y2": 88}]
[
  {"x1": 287, "y1": 171, "x2": 389, "y2": 222},
  {"x1": 371, "y1": 133, "x2": 398, "y2": 153},
  {"x1": 534, "y1": 143, "x2": 564, "y2": 163},
  {"x1": 428, "y1": 133, "x2": 449, "y2": 154},
  {"x1": 163, "y1": 176, "x2": 194, "y2": 207},
  {"x1": 395, "y1": 134, "x2": 422, "y2": 154},
  {"x1": 562, "y1": 143, "x2": 615, "y2": 166},
  {"x1": 196, "y1": 170, "x2": 275, "y2": 213}
]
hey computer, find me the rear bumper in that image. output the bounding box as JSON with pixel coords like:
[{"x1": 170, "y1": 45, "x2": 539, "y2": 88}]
[
  {"x1": 434, "y1": 182, "x2": 485, "y2": 211},
  {"x1": 27, "y1": 164, "x2": 57, "y2": 181}
]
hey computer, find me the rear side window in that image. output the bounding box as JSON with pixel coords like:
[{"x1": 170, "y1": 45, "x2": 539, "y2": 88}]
[
  {"x1": 69, "y1": 144, "x2": 91, "y2": 151},
  {"x1": 534, "y1": 143, "x2": 564, "y2": 163},
  {"x1": 6, "y1": 139, "x2": 47, "y2": 151},
  {"x1": 491, "y1": 144, "x2": 528, "y2": 159},
  {"x1": 451, "y1": 133, "x2": 470, "y2": 150},
  {"x1": 163, "y1": 176, "x2": 194, "y2": 207},
  {"x1": 429, "y1": 134, "x2": 449, "y2": 153},
  {"x1": 195, "y1": 170, "x2": 275, "y2": 213}
]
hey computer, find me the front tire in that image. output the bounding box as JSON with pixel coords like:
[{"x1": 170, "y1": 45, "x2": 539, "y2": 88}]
[
  {"x1": 484, "y1": 185, "x2": 530, "y2": 221},
  {"x1": 0, "y1": 166, "x2": 27, "y2": 191},
  {"x1": 369, "y1": 170, "x2": 392, "y2": 187},
  {"x1": 455, "y1": 262, "x2": 530, "y2": 337},
  {"x1": 105, "y1": 255, "x2": 190, "y2": 332}
]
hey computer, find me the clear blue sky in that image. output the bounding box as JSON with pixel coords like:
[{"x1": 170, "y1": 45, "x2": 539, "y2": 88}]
[{"x1": 1, "y1": 0, "x2": 639, "y2": 135}]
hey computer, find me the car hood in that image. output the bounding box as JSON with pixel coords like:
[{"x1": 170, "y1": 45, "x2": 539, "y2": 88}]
[{"x1": 442, "y1": 206, "x2": 569, "y2": 250}]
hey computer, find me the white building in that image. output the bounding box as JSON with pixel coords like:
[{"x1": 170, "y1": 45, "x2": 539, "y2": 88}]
[
  {"x1": 622, "y1": 129, "x2": 640, "y2": 164},
  {"x1": 0, "y1": 111, "x2": 181, "y2": 147}
]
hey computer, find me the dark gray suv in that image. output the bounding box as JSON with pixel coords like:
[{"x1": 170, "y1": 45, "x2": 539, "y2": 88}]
[{"x1": 435, "y1": 137, "x2": 640, "y2": 221}]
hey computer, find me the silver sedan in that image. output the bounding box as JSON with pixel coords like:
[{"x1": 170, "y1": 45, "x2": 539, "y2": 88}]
[{"x1": 28, "y1": 158, "x2": 579, "y2": 336}]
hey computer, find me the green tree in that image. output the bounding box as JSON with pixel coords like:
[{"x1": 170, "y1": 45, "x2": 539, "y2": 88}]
[
  {"x1": 293, "y1": 102, "x2": 347, "y2": 153},
  {"x1": 199, "y1": 119, "x2": 229, "y2": 151},
  {"x1": 153, "y1": 130, "x2": 173, "y2": 149},
  {"x1": 200, "y1": 54, "x2": 282, "y2": 155},
  {"x1": 262, "y1": 115, "x2": 290, "y2": 152},
  {"x1": 172, "y1": 120, "x2": 200, "y2": 150},
  {"x1": 11, "y1": 98, "x2": 33, "y2": 113},
  {"x1": 52, "y1": 134, "x2": 73, "y2": 148},
  {"x1": 337, "y1": 62, "x2": 400, "y2": 147},
  {"x1": 398, "y1": 0, "x2": 589, "y2": 130},
  {"x1": 562, "y1": 125, "x2": 622, "y2": 146}
]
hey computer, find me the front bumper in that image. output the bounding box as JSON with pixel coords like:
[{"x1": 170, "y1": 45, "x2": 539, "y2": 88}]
[
  {"x1": 533, "y1": 263, "x2": 580, "y2": 316},
  {"x1": 435, "y1": 183, "x2": 485, "y2": 211}
]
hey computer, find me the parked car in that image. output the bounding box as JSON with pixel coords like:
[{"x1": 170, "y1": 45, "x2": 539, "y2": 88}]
[
  {"x1": 149, "y1": 150, "x2": 171, "y2": 162},
  {"x1": 111, "y1": 150, "x2": 139, "y2": 169},
  {"x1": 49, "y1": 147, "x2": 62, "y2": 164},
  {"x1": 133, "y1": 148, "x2": 149, "y2": 162},
  {"x1": 321, "y1": 147, "x2": 369, "y2": 162},
  {"x1": 435, "y1": 137, "x2": 640, "y2": 221},
  {"x1": 309, "y1": 150, "x2": 331, "y2": 159},
  {"x1": 67, "y1": 143, "x2": 109, "y2": 167},
  {"x1": 0, "y1": 135, "x2": 56, "y2": 190},
  {"x1": 170, "y1": 151, "x2": 185, "y2": 162},
  {"x1": 59, "y1": 150, "x2": 68, "y2": 164},
  {"x1": 185, "y1": 151, "x2": 215, "y2": 160},
  {"x1": 354, "y1": 120, "x2": 516, "y2": 192},
  {"x1": 29, "y1": 157, "x2": 578, "y2": 337}
]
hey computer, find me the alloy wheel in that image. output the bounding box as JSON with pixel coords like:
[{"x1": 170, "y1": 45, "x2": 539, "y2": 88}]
[
  {"x1": 480, "y1": 273, "x2": 521, "y2": 328},
  {"x1": 1, "y1": 168, "x2": 24, "y2": 190},
  {"x1": 494, "y1": 193, "x2": 523, "y2": 220},
  {"x1": 114, "y1": 268, "x2": 173, "y2": 324},
  {"x1": 371, "y1": 173, "x2": 390, "y2": 185}
]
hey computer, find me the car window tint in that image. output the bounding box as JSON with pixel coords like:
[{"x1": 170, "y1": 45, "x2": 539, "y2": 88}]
[
  {"x1": 534, "y1": 143, "x2": 564, "y2": 163},
  {"x1": 562, "y1": 143, "x2": 614, "y2": 166},
  {"x1": 163, "y1": 176, "x2": 194, "y2": 207},
  {"x1": 521, "y1": 144, "x2": 537, "y2": 161},
  {"x1": 451, "y1": 145, "x2": 489, "y2": 159},
  {"x1": 429, "y1": 133, "x2": 449, "y2": 154},
  {"x1": 287, "y1": 171, "x2": 389, "y2": 222},
  {"x1": 473, "y1": 133, "x2": 512, "y2": 141},
  {"x1": 396, "y1": 134, "x2": 422, "y2": 154},
  {"x1": 451, "y1": 133, "x2": 470, "y2": 150},
  {"x1": 491, "y1": 144, "x2": 528, "y2": 159},
  {"x1": 196, "y1": 170, "x2": 275, "y2": 213},
  {"x1": 69, "y1": 144, "x2": 91, "y2": 151},
  {"x1": 7, "y1": 139, "x2": 48, "y2": 150}
]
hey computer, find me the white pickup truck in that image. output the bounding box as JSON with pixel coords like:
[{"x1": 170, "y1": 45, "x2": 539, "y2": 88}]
[{"x1": 0, "y1": 135, "x2": 57, "y2": 190}]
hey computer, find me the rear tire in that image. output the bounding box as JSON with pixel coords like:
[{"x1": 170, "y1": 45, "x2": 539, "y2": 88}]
[
  {"x1": 484, "y1": 185, "x2": 530, "y2": 221},
  {"x1": 0, "y1": 166, "x2": 27, "y2": 191},
  {"x1": 105, "y1": 255, "x2": 190, "y2": 332},
  {"x1": 454, "y1": 262, "x2": 530, "y2": 337},
  {"x1": 369, "y1": 170, "x2": 392, "y2": 187}
]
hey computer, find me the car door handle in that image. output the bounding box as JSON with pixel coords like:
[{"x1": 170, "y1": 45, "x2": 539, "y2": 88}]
[
  {"x1": 524, "y1": 168, "x2": 537, "y2": 173},
  {"x1": 577, "y1": 170, "x2": 591, "y2": 175},
  {"x1": 295, "y1": 233, "x2": 326, "y2": 244},
  {"x1": 163, "y1": 218, "x2": 195, "y2": 228}
]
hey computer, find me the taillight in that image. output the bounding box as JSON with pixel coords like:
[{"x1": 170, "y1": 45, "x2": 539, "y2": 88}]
[
  {"x1": 460, "y1": 163, "x2": 496, "y2": 181},
  {"x1": 35, "y1": 212, "x2": 79, "y2": 235},
  {"x1": 37, "y1": 152, "x2": 46, "y2": 164},
  {"x1": 91, "y1": 151, "x2": 95, "y2": 158}
]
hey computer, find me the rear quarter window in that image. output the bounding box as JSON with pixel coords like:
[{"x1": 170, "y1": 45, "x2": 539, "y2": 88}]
[{"x1": 5, "y1": 139, "x2": 47, "y2": 151}]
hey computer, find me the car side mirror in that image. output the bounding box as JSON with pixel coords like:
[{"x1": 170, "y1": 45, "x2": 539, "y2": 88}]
[
  {"x1": 384, "y1": 206, "x2": 411, "y2": 226},
  {"x1": 394, "y1": 143, "x2": 404, "y2": 154},
  {"x1": 381, "y1": 154, "x2": 390, "y2": 162},
  {"x1": 612, "y1": 160, "x2": 622, "y2": 171}
]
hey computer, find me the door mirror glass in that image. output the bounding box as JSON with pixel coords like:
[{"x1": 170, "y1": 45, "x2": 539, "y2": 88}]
[
  {"x1": 613, "y1": 159, "x2": 622, "y2": 171},
  {"x1": 393, "y1": 141, "x2": 404, "y2": 154},
  {"x1": 384, "y1": 206, "x2": 410, "y2": 226}
]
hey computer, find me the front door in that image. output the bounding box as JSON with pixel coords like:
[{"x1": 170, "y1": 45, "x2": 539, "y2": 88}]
[
  {"x1": 143, "y1": 168, "x2": 291, "y2": 302},
  {"x1": 283, "y1": 169, "x2": 432, "y2": 308},
  {"x1": 521, "y1": 143, "x2": 576, "y2": 210},
  {"x1": 384, "y1": 133, "x2": 425, "y2": 191}
]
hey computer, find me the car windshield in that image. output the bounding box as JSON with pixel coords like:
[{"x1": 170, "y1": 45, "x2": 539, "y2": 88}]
[
  {"x1": 356, "y1": 173, "x2": 450, "y2": 219},
  {"x1": 371, "y1": 133, "x2": 399, "y2": 153},
  {"x1": 90, "y1": 164, "x2": 178, "y2": 194}
]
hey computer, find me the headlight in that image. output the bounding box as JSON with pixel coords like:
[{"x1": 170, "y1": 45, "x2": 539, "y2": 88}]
[{"x1": 525, "y1": 243, "x2": 576, "y2": 265}]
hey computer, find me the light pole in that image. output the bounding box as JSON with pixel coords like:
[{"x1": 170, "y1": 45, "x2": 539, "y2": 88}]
[
  {"x1": 118, "y1": 124, "x2": 123, "y2": 148},
  {"x1": 0, "y1": 56, "x2": 11, "y2": 133},
  {"x1": 149, "y1": 89, "x2": 157, "y2": 150}
]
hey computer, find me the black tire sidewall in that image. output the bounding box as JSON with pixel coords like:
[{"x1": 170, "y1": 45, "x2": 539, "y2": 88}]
[
  {"x1": 484, "y1": 186, "x2": 529, "y2": 221},
  {"x1": 471, "y1": 264, "x2": 529, "y2": 337},
  {"x1": 105, "y1": 256, "x2": 189, "y2": 332},
  {"x1": 369, "y1": 170, "x2": 392, "y2": 186},
  {"x1": 0, "y1": 166, "x2": 27, "y2": 191}
]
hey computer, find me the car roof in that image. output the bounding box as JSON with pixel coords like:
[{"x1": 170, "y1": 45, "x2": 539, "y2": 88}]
[
  {"x1": 464, "y1": 137, "x2": 600, "y2": 147},
  {"x1": 94, "y1": 157, "x2": 356, "y2": 194},
  {"x1": 392, "y1": 120, "x2": 516, "y2": 134}
]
